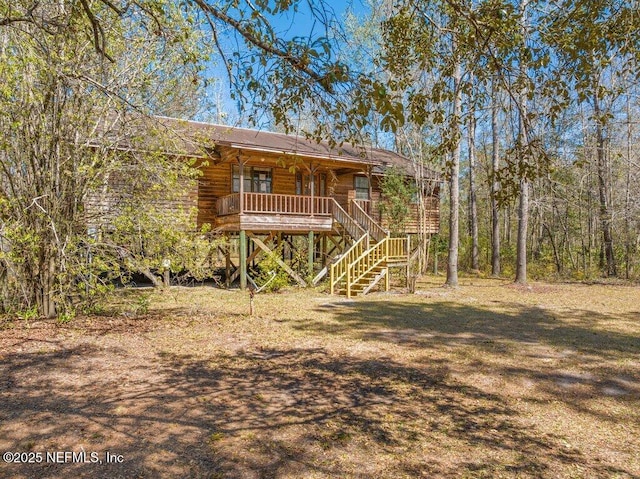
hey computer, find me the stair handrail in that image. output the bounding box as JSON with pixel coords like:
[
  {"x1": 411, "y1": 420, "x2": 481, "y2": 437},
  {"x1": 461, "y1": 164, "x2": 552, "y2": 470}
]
[
  {"x1": 331, "y1": 199, "x2": 366, "y2": 240},
  {"x1": 330, "y1": 233, "x2": 369, "y2": 294},
  {"x1": 345, "y1": 236, "x2": 409, "y2": 297},
  {"x1": 349, "y1": 200, "x2": 389, "y2": 242},
  {"x1": 346, "y1": 237, "x2": 389, "y2": 298},
  {"x1": 386, "y1": 236, "x2": 410, "y2": 262}
]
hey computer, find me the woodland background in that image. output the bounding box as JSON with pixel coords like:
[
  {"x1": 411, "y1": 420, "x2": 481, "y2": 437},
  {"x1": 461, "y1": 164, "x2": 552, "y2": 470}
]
[{"x1": 0, "y1": 0, "x2": 639, "y2": 317}]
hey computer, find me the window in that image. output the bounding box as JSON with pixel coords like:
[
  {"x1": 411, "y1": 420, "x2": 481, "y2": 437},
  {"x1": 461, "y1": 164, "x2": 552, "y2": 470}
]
[
  {"x1": 232, "y1": 165, "x2": 272, "y2": 193},
  {"x1": 295, "y1": 172, "x2": 306, "y2": 195},
  {"x1": 252, "y1": 167, "x2": 272, "y2": 193},
  {"x1": 232, "y1": 165, "x2": 252, "y2": 193},
  {"x1": 318, "y1": 173, "x2": 327, "y2": 196},
  {"x1": 354, "y1": 175, "x2": 370, "y2": 200},
  {"x1": 296, "y1": 172, "x2": 327, "y2": 196}
]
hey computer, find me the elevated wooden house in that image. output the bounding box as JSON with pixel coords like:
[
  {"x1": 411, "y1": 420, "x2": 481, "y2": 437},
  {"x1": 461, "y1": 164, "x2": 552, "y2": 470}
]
[{"x1": 113, "y1": 117, "x2": 441, "y2": 296}]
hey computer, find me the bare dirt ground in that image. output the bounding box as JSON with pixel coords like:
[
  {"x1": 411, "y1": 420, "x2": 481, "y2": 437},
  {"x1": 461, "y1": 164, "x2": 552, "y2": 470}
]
[{"x1": 1, "y1": 277, "x2": 639, "y2": 478}]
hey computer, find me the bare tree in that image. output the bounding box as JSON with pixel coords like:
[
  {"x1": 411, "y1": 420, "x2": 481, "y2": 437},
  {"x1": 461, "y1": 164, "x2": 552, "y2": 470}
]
[{"x1": 0, "y1": 1, "x2": 209, "y2": 316}]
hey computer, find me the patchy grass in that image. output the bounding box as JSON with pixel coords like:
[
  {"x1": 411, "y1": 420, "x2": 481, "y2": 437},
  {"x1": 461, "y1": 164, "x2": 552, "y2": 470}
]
[{"x1": 0, "y1": 277, "x2": 639, "y2": 478}]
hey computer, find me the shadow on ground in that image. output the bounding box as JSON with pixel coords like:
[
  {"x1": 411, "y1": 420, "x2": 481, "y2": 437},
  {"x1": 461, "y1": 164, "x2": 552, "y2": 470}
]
[
  {"x1": 306, "y1": 299, "x2": 639, "y2": 359},
  {"x1": 1, "y1": 325, "x2": 638, "y2": 478},
  {"x1": 305, "y1": 299, "x2": 640, "y2": 416}
]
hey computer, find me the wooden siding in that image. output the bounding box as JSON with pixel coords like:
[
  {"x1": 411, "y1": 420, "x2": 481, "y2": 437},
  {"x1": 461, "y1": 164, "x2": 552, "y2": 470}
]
[
  {"x1": 86, "y1": 170, "x2": 197, "y2": 231},
  {"x1": 349, "y1": 186, "x2": 440, "y2": 235},
  {"x1": 332, "y1": 171, "x2": 366, "y2": 209},
  {"x1": 196, "y1": 158, "x2": 226, "y2": 227},
  {"x1": 84, "y1": 125, "x2": 439, "y2": 237},
  {"x1": 378, "y1": 200, "x2": 440, "y2": 234},
  {"x1": 194, "y1": 147, "x2": 440, "y2": 235}
]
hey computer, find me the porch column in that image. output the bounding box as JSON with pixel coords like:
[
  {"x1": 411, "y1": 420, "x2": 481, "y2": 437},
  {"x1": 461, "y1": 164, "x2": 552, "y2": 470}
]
[
  {"x1": 367, "y1": 165, "x2": 373, "y2": 212},
  {"x1": 308, "y1": 230, "x2": 314, "y2": 277},
  {"x1": 239, "y1": 230, "x2": 247, "y2": 290},
  {"x1": 238, "y1": 156, "x2": 245, "y2": 213},
  {"x1": 309, "y1": 162, "x2": 315, "y2": 217}
]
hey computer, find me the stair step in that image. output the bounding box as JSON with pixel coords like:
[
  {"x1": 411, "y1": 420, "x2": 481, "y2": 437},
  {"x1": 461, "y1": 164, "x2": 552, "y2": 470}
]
[{"x1": 353, "y1": 276, "x2": 381, "y2": 285}]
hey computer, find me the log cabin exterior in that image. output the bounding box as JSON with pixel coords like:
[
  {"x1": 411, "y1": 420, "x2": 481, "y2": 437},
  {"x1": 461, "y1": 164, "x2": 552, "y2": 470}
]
[{"x1": 131, "y1": 117, "x2": 441, "y2": 295}]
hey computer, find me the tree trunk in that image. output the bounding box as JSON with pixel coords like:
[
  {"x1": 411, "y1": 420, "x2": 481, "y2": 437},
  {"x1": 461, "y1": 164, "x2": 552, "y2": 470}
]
[
  {"x1": 515, "y1": 177, "x2": 529, "y2": 284},
  {"x1": 35, "y1": 246, "x2": 58, "y2": 318},
  {"x1": 491, "y1": 78, "x2": 501, "y2": 277},
  {"x1": 445, "y1": 44, "x2": 462, "y2": 288},
  {"x1": 624, "y1": 93, "x2": 632, "y2": 279},
  {"x1": 141, "y1": 267, "x2": 163, "y2": 288},
  {"x1": 434, "y1": 236, "x2": 439, "y2": 275},
  {"x1": 593, "y1": 90, "x2": 617, "y2": 277},
  {"x1": 515, "y1": 0, "x2": 530, "y2": 285},
  {"x1": 468, "y1": 107, "x2": 479, "y2": 272}
]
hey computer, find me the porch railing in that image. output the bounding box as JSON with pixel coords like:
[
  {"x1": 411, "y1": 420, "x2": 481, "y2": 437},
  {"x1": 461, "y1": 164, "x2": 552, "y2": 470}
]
[
  {"x1": 217, "y1": 193, "x2": 332, "y2": 216},
  {"x1": 330, "y1": 233, "x2": 369, "y2": 295},
  {"x1": 350, "y1": 200, "x2": 389, "y2": 242},
  {"x1": 345, "y1": 236, "x2": 409, "y2": 298},
  {"x1": 217, "y1": 194, "x2": 241, "y2": 216},
  {"x1": 352, "y1": 199, "x2": 371, "y2": 214},
  {"x1": 330, "y1": 199, "x2": 366, "y2": 240}
]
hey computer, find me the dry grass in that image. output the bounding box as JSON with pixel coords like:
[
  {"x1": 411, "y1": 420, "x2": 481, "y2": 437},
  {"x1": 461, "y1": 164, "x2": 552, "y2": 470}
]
[{"x1": 0, "y1": 277, "x2": 638, "y2": 478}]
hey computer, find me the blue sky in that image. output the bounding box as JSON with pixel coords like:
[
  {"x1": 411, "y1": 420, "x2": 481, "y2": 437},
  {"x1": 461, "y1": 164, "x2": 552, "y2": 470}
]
[
  {"x1": 267, "y1": 0, "x2": 366, "y2": 39},
  {"x1": 200, "y1": 0, "x2": 369, "y2": 126}
]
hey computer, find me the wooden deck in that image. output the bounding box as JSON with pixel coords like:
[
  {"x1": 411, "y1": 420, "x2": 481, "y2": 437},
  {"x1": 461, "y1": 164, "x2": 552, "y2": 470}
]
[
  {"x1": 213, "y1": 192, "x2": 438, "y2": 234},
  {"x1": 215, "y1": 193, "x2": 334, "y2": 232},
  {"x1": 215, "y1": 213, "x2": 333, "y2": 232}
]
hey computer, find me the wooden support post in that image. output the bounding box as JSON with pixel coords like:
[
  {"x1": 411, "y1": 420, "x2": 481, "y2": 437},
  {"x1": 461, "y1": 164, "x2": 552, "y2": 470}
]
[
  {"x1": 385, "y1": 237, "x2": 390, "y2": 291},
  {"x1": 239, "y1": 230, "x2": 247, "y2": 290},
  {"x1": 308, "y1": 230, "x2": 314, "y2": 277},
  {"x1": 251, "y1": 236, "x2": 307, "y2": 287},
  {"x1": 283, "y1": 234, "x2": 290, "y2": 261},
  {"x1": 277, "y1": 232, "x2": 283, "y2": 260},
  {"x1": 250, "y1": 237, "x2": 256, "y2": 269},
  {"x1": 229, "y1": 254, "x2": 261, "y2": 284},
  {"x1": 321, "y1": 233, "x2": 327, "y2": 267},
  {"x1": 406, "y1": 234, "x2": 411, "y2": 287},
  {"x1": 225, "y1": 243, "x2": 231, "y2": 288},
  {"x1": 330, "y1": 262, "x2": 335, "y2": 295}
]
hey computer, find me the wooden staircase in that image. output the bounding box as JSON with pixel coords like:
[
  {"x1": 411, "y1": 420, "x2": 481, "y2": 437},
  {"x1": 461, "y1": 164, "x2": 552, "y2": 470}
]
[{"x1": 330, "y1": 200, "x2": 409, "y2": 297}]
